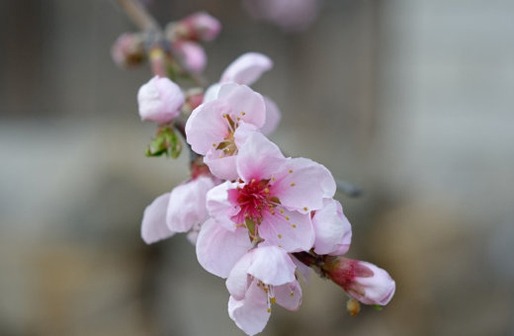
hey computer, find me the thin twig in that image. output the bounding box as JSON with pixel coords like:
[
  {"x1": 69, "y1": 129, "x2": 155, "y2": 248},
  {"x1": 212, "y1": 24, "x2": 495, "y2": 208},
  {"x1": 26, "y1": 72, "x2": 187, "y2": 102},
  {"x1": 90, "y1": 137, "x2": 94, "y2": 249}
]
[{"x1": 115, "y1": 0, "x2": 160, "y2": 32}]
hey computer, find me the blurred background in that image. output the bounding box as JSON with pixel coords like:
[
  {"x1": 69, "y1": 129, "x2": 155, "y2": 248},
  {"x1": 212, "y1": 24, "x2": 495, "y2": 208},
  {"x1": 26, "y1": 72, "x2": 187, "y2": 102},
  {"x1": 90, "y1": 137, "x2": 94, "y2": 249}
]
[{"x1": 1, "y1": 0, "x2": 514, "y2": 335}]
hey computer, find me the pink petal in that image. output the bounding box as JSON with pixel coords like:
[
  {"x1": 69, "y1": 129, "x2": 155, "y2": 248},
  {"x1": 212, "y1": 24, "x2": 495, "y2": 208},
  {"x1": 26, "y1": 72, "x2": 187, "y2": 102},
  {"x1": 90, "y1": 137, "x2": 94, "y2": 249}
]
[
  {"x1": 235, "y1": 130, "x2": 285, "y2": 182},
  {"x1": 274, "y1": 157, "x2": 336, "y2": 214},
  {"x1": 217, "y1": 83, "x2": 266, "y2": 128},
  {"x1": 206, "y1": 181, "x2": 240, "y2": 231},
  {"x1": 195, "y1": 218, "x2": 252, "y2": 278},
  {"x1": 203, "y1": 154, "x2": 238, "y2": 181},
  {"x1": 312, "y1": 199, "x2": 352, "y2": 255},
  {"x1": 226, "y1": 252, "x2": 253, "y2": 299},
  {"x1": 141, "y1": 193, "x2": 175, "y2": 244},
  {"x1": 220, "y1": 52, "x2": 273, "y2": 86},
  {"x1": 274, "y1": 280, "x2": 302, "y2": 311},
  {"x1": 185, "y1": 99, "x2": 229, "y2": 155},
  {"x1": 166, "y1": 176, "x2": 215, "y2": 232},
  {"x1": 228, "y1": 280, "x2": 270, "y2": 336},
  {"x1": 261, "y1": 96, "x2": 281, "y2": 135},
  {"x1": 247, "y1": 246, "x2": 296, "y2": 286},
  {"x1": 258, "y1": 208, "x2": 315, "y2": 252},
  {"x1": 203, "y1": 83, "x2": 221, "y2": 103}
]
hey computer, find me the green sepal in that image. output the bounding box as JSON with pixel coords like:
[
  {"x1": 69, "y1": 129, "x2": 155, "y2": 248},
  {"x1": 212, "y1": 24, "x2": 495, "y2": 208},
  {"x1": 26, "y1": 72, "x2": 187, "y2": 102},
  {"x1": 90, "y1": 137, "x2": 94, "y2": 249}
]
[
  {"x1": 372, "y1": 305, "x2": 383, "y2": 311},
  {"x1": 145, "y1": 126, "x2": 182, "y2": 159}
]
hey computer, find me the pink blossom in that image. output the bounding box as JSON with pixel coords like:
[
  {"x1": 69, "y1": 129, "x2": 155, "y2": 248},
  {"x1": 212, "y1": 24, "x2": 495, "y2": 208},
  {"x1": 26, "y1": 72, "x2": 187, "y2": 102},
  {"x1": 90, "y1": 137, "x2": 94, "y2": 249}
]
[
  {"x1": 205, "y1": 130, "x2": 336, "y2": 252},
  {"x1": 202, "y1": 53, "x2": 281, "y2": 135},
  {"x1": 324, "y1": 257, "x2": 396, "y2": 306},
  {"x1": 137, "y1": 76, "x2": 184, "y2": 124},
  {"x1": 226, "y1": 246, "x2": 302, "y2": 335},
  {"x1": 173, "y1": 41, "x2": 207, "y2": 74},
  {"x1": 185, "y1": 83, "x2": 266, "y2": 180},
  {"x1": 243, "y1": 0, "x2": 321, "y2": 32},
  {"x1": 312, "y1": 199, "x2": 352, "y2": 255},
  {"x1": 140, "y1": 176, "x2": 217, "y2": 245}
]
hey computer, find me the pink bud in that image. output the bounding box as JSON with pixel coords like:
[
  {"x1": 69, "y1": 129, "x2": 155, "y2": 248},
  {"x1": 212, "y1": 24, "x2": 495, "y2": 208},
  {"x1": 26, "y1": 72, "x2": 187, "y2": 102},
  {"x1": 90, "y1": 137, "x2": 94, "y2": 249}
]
[
  {"x1": 325, "y1": 257, "x2": 395, "y2": 306},
  {"x1": 137, "y1": 76, "x2": 185, "y2": 124},
  {"x1": 174, "y1": 41, "x2": 207, "y2": 74},
  {"x1": 111, "y1": 33, "x2": 145, "y2": 68},
  {"x1": 183, "y1": 12, "x2": 222, "y2": 42}
]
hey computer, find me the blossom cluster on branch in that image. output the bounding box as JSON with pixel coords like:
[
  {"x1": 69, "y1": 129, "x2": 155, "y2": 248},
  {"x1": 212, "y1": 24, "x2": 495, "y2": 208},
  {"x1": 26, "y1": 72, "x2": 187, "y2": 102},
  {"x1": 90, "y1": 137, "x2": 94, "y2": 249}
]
[{"x1": 113, "y1": 5, "x2": 395, "y2": 335}]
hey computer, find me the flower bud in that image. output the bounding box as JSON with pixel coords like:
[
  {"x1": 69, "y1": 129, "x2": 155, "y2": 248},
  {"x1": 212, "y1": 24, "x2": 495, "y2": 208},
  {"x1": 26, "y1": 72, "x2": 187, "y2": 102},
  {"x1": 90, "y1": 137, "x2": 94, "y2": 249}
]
[
  {"x1": 174, "y1": 41, "x2": 207, "y2": 74},
  {"x1": 137, "y1": 76, "x2": 184, "y2": 124},
  {"x1": 182, "y1": 12, "x2": 221, "y2": 42},
  {"x1": 111, "y1": 33, "x2": 146, "y2": 68},
  {"x1": 324, "y1": 257, "x2": 395, "y2": 306},
  {"x1": 166, "y1": 12, "x2": 221, "y2": 43}
]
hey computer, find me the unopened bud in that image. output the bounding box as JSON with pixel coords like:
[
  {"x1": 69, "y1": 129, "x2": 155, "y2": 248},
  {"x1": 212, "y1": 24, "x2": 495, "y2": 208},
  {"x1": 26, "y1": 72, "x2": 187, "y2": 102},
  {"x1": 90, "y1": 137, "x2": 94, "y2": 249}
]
[
  {"x1": 138, "y1": 76, "x2": 185, "y2": 124},
  {"x1": 173, "y1": 41, "x2": 207, "y2": 74},
  {"x1": 323, "y1": 257, "x2": 395, "y2": 306},
  {"x1": 167, "y1": 12, "x2": 221, "y2": 42},
  {"x1": 111, "y1": 33, "x2": 146, "y2": 68}
]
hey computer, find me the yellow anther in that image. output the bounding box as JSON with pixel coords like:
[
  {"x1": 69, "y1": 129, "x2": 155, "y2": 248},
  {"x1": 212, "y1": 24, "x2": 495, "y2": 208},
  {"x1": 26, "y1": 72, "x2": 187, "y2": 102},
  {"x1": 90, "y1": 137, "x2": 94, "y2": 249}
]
[
  {"x1": 303, "y1": 207, "x2": 308, "y2": 212},
  {"x1": 285, "y1": 216, "x2": 290, "y2": 221},
  {"x1": 288, "y1": 169, "x2": 293, "y2": 173},
  {"x1": 290, "y1": 182, "x2": 296, "y2": 187},
  {"x1": 291, "y1": 224, "x2": 297, "y2": 228},
  {"x1": 277, "y1": 234, "x2": 282, "y2": 239}
]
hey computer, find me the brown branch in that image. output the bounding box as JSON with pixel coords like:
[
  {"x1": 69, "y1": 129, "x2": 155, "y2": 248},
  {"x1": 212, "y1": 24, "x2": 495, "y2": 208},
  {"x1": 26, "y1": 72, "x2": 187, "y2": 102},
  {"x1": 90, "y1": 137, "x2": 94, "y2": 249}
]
[{"x1": 116, "y1": 0, "x2": 160, "y2": 32}]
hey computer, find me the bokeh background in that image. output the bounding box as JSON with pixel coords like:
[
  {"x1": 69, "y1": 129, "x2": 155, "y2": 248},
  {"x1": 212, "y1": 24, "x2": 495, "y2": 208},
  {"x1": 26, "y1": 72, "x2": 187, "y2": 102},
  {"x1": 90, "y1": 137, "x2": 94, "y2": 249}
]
[{"x1": 2, "y1": 0, "x2": 514, "y2": 335}]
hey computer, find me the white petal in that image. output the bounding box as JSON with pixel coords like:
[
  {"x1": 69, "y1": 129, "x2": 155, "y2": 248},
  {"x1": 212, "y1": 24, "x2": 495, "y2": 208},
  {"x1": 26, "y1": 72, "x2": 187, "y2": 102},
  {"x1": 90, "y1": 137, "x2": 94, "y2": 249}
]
[
  {"x1": 195, "y1": 218, "x2": 252, "y2": 278},
  {"x1": 274, "y1": 280, "x2": 302, "y2": 311},
  {"x1": 312, "y1": 199, "x2": 352, "y2": 255},
  {"x1": 228, "y1": 280, "x2": 270, "y2": 336},
  {"x1": 247, "y1": 246, "x2": 296, "y2": 286},
  {"x1": 141, "y1": 193, "x2": 175, "y2": 244},
  {"x1": 166, "y1": 176, "x2": 215, "y2": 232},
  {"x1": 221, "y1": 52, "x2": 273, "y2": 86}
]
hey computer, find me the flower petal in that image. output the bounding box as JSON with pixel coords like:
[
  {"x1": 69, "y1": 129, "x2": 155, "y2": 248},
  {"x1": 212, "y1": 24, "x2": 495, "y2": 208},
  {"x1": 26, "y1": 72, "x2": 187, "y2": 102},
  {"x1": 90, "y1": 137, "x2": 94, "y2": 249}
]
[
  {"x1": 217, "y1": 83, "x2": 266, "y2": 128},
  {"x1": 228, "y1": 280, "x2": 270, "y2": 336},
  {"x1": 274, "y1": 157, "x2": 336, "y2": 213},
  {"x1": 166, "y1": 176, "x2": 215, "y2": 232},
  {"x1": 274, "y1": 280, "x2": 302, "y2": 311},
  {"x1": 259, "y1": 208, "x2": 315, "y2": 252},
  {"x1": 221, "y1": 52, "x2": 273, "y2": 86},
  {"x1": 226, "y1": 252, "x2": 253, "y2": 300},
  {"x1": 206, "y1": 181, "x2": 240, "y2": 231},
  {"x1": 141, "y1": 193, "x2": 175, "y2": 244},
  {"x1": 185, "y1": 99, "x2": 229, "y2": 155},
  {"x1": 312, "y1": 199, "x2": 352, "y2": 255},
  {"x1": 261, "y1": 96, "x2": 281, "y2": 135},
  {"x1": 247, "y1": 246, "x2": 296, "y2": 286},
  {"x1": 235, "y1": 130, "x2": 285, "y2": 182},
  {"x1": 195, "y1": 218, "x2": 252, "y2": 278}
]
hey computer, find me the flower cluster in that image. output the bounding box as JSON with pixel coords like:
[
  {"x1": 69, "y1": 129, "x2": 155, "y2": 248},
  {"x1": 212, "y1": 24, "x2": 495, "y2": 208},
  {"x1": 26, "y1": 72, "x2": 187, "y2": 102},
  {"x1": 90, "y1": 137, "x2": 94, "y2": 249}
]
[
  {"x1": 137, "y1": 51, "x2": 396, "y2": 335},
  {"x1": 112, "y1": 5, "x2": 394, "y2": 335}
]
